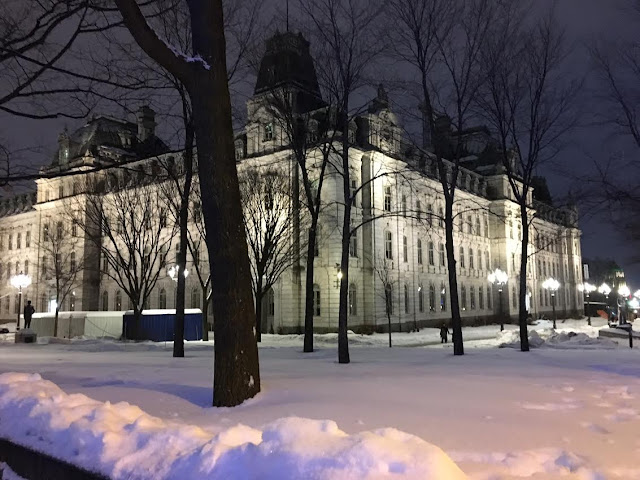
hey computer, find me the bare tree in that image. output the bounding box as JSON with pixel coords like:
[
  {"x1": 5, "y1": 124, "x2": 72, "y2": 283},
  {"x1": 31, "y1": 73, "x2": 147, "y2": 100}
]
[
  {"x1": 239, "y1": 166, "x2": 304, "y2": 341},
  {"x1": 301, "y1": 0, "x2": 386, "y2": 364},
  {"x1": 373, "y1": 256, "x2": 396, "y2": 347},
  {"x1": 73, "y1": 172, "x2": 176, "y2": 332},
  {"x1": 113, "y1": 0, "x2": 260, "y2": 406},
  {"x1": 389, "y1": 0, "x2": 499, "y2": 355},
  {"x1": 37, "y1": 217, "x2": 84, "y2": 336},
  {"x1": 478, "y1": 10, "x2": 578, "y2": 351}
]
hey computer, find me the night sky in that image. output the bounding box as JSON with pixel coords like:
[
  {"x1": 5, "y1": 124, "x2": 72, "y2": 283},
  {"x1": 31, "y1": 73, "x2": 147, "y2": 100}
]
[{"x1": 1, "y1": 0, "x2": 638, "y2": 286}]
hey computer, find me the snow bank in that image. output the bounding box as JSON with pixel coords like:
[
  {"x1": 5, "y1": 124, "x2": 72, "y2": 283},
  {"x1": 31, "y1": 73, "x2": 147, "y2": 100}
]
[
  {"x1": 0, "y1": 373, "x2": 466, "y2": 480},
  {"x1": 499, "y1": 328, "x2": 617, "y2": 349}
]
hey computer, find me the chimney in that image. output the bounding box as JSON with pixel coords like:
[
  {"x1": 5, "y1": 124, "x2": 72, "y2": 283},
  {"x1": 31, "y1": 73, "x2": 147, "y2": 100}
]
[{"x1": 137, "y1": 106, "x2": 156, "y2": 142}]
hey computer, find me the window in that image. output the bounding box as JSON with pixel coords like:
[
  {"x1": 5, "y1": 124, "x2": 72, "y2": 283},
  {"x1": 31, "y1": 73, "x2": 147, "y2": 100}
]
[
  {"x1": 428, "y1": 241, "x2": 434, "y2": 266},
  {"x1": 263, "y1": 122, "x2": 274, "y2": 141},
  {"x1": 102, "y1": 254, "x2": 109, "y2": 274},
  {"x1": 417, "y1": 240, "x2": 423, "y2": 265},
  {"x1": 512, "y1": 286, "x2": 517, "y2": 308},
  {"x1": 16, "y1": 233, "x2": 21, "y2": 249},
  {"x1": 438, "y1": 207, "x2": 444, "y2": 228},
  {"x1": 403, "y1": 236, "x2": 408, "y2": 262},
  {"x1": 467, "y1": 216, "x2": 473, "y2": 234},
  {"x1": 349, "y1": 229, "x2": 358, "y2": 257},
  {"x1": 461, "y1": 285, "x2": 467, "y2": 310},
  {"x1": 6, "y1": 295, "x2": 10, "y2": 313},
  {"x1": 40, "y1": 257, "x2": 46, "y2": 277},
  {"x1": 479, "y1": 286, "x2": 484, "y2": 309},
  {"x1": 71, "y1": 223, "x2": 77, "y2": 237},
  {"x1": 24, "y1": 260, "x2": 29, "y2": 275},
  {"x1": 469, "y1": 248, "x2": 474, "y2": 269},
  {"x1": 384, "y1": 186, "x2": 392, "y2": 212},
  {"x1": 404, "y1": 285, "x2": 409, "y2": 314},
  {"x1": 70, "y1": 252, "x2": 76, "y2": 271},
  {"x1": 15, "y1": 261, "x2": 19, "y2": 275},
  {"x1": 56, "y1": 221, "x2": 63, "y2": 240},
  {"x1": 115, "y1": 291, "x2": 122, "y2": 311},
  {"x1": 58, "y1": 185, "x2": 64, "y2": 198},
  {"x1": 427, "y1": 203, "x2": 433, "y2": 226},
  {"x1": 0, "y1": 236, "x2": 4, "y2": 251},
  {"x1": 487, "y1": 286, "x2": 492, "y2": 309},
  {"x1": 313, "y1": 284, "x2": 321, "y2": 316},
  {"x1": 351, "y1": 180, "x2": 358, "y2": 207},
  {"x1": 476, "y1": 217, "x2": 481, "y2": 237},
  {"x1": 385, "y1": 231, "x2": 393, "y2": 260},
  {"x1": 45, "y1": 190, "x2": 50, "y2": 202},
  {"x1": 439, "y1": 243, "x2": 445, "y2": 267},
  {"x1": 385, "y1": 284, "x2": 393, "y2": 315},
  {"x1": 478, "y1": 251, "x2": 483, "y2": 271},
  {"x1": 485, "y1": 250, "x2": 490, "y2": 270},
  {"x1": 401, "y1": 195, "x2": 407, "y2": 217},
  {"x1": 6, "y1": 262, "x2": 10, "y2": 279},
  {"x1": 485, "y1": 218, "x2": 489, "y2": 238},
  {"x1": 160, "y1": 210, "x2": 167, "y2": 228},
  {"x1": 101, "y1": 291, "x2": 109, "y2": 311},
  {"x1": 191, "y1": 288, "x2": 200, "y2": 309},
  {"x1": 459, "y1": 246, "x2": 465, "y2": 268},
  {"x1": 418, "y1": 285, "x2": 424, "y2": 312},
  {"x1": 429, "y1": 284, "x2": 435, "y2": 312},
  {"x1": 349, "y1": 284, "x2": 357, "y2": 316},
  {"x1": 159, "y1": 288, "x2": 167, "y2": 309},
  {"x1": 416, "y1": 200, "x2": 422, "y2": 220},
  {"x1": 470, "y1": 286, "x2": 476, "y2": 310},
  {"x1": 8, "y1": 234, "x2": 12, "y2": 251},
  {"x1": 440, "y1": 283, "x2": 447, "y2": 311}
]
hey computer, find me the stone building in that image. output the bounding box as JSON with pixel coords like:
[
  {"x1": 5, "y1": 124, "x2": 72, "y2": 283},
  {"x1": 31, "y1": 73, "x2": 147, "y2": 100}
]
[{"x1": 0, "y1": 32, "x2": 584, "y2": 333}]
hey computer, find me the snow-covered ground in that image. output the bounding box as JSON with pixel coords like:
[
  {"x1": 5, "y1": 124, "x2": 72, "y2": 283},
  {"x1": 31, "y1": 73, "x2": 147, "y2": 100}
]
[{"x1": 1, "y1": 317, "x2": 639, "y2": 479}]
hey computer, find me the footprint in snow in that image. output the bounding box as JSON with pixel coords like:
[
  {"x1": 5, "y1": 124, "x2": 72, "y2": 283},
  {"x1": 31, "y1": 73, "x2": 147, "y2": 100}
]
[{"x1": 580, "y1": 422, "x2": 610, "y2": 434}]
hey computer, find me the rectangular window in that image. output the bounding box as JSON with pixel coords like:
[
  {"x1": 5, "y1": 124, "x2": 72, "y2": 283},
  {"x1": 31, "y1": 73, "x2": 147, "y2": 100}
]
[
  {"x1": 16, "y1": 233, "x2": 21, "y2": 249},
  {"x1": 418, "y1": 286, "x2": 424, "y2": 313},
  {"x1": 459, "y1": 247, "x2": 465, "y2": 268},
  {"x1": 469, "y1": 248, "x2": 474, "y2": 269},
  {"x1": 349, "y1": 285, "x2": 357, "y2": 316},
  {"x1": 401, "y1": 195, "x2": 407, "y2": 217},
  {"x1": 313, "y1": 286, "x2": 321, "y2": 316},
  {"x1": 470, "y1": 286, "x2": 476, "y2": 310},
  {"x1": 8, "y1": 234, "x2": 12, "y2": 251},
  {"x1": 428, "y1": 242, "x2": 434, "y2": 266},
  {"x1": 440, "y1": 284, "x2": 447, "y2": 311},
  {"x1": 349, "y1": 230, "x2": 358, "y2": 258},
  {"x1": 439, "y1": 244, "x2": 445, "y2": 267},
  {"x1": 385, "y1": 231, "x2": 393, "y2": 260},
  {"x1": 479, "y1": 286, "x2": 484, "y2": 309},
  {"x1": 403, "y1": 236, "x2": 408, "y2": 262},
  {"x1": 263, "y1": 122, "x2": 274, "y2": 141},
  {"x1": 384, "y1": 186, "x2": 392, "y2": 212},
  {"x1": 427, "y1": 203, "x2": 433, "y2": 226},
  {"x1": 417, "y1": 240, "x2": 423, "y2": 265}
]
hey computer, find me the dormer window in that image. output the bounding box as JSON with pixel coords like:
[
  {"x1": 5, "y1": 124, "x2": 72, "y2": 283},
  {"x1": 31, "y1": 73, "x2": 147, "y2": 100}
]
[{"x1": 263, "y1": 123, "x2": 274, "y2": 142}]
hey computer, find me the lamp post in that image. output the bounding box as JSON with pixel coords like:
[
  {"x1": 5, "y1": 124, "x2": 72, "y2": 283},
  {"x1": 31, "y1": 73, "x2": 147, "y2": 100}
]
[
  {"x1": 10, "y1": 272, "x2": 32, "y2": 332},
  {"x1": 619, "y1": 284, "x2": 631, "y2": 324},
  {"x1": 167, "y1": 265, "x2": 189, "y2": 282},
  {"x1": 488, "y1": 268, "x2": 508, "y2": 331},
  {"x1": 578, "y1": 282, "x2": 596, "y2": 326},
  {"x1": 542, "y1": 277, "x2": 560, "y2": 329}
]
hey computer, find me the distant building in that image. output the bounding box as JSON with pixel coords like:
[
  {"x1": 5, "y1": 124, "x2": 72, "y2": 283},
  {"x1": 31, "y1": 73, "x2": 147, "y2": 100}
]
[{"x1": 0, "y1": 32, "x2": 584, "y2": 333}]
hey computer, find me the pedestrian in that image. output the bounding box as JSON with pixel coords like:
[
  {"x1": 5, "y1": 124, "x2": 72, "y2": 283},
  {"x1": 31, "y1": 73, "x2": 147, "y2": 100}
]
[
  {"x1": 439, "y1": 323, "x2": 449, "y2": 343},
  {"x1": 23, "y1": 300, "x2": 35, "y2": 329}
]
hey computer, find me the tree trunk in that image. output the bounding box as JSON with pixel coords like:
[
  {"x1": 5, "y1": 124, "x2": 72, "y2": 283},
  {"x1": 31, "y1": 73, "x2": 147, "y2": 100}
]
[
  {"x1": 201, "y1": 287, "x2": 209, "y2": 341},
  {"x1": 444, "y1": 203, "x2": 464, "y2": 355},
  {"x1": 337, "y1": 111, "x2": 351, "y2": 365},
  {"x1": 255, "y1": 278, "x2": 263, "y2": 343},
  {"x1": 518, "y1": 202, "x2": 530, "y2": 352},
  {"x1": 303, "y1": 221, "x2": 318, "y2": 352},
  {"x1": 54, "y1": 307, "x2": 59, "y2": 338},
  {"x1": 184, "y1": 0, "x2": 260, "y2": 406}
]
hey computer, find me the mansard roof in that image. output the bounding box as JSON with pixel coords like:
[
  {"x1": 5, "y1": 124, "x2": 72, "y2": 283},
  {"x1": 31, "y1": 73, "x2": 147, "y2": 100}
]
[{"x1": 0, "y1": 192, "x2": 36, "y2": 218}]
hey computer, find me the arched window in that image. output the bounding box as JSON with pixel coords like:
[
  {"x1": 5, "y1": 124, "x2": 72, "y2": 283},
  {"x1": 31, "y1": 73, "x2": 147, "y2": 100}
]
[
  {"x1": 101, "y1": 291, "x2": 109, "y2": 311},
  {"x1": 115, "y1": 290, "x2": 122, "y2": 311},
  {"x1": 349, "y1": 283, "x2": 357, "y2": 316},
  {"x1": 429, "y1": 284, "x2": 435, "y2": 312},
  {"x1": 461, "y1": 285, "x2": 467, "y2": 310},
  {"x1": 469, "y1": 248, "x2": 474, "y2": 269},
  {"x1": 459, "y1": 246, "x2": 465, "y2": 268},
  {"x1": 404, "y1": 285, "x2": 409, "y2": 314},
  {"x1": 159, "y1": 288, "x2": 167, "y2": 309},
  {"x1": 385, "y1": 231, "x2": 393, "y2": 260},
  {"x1": 479, "y1": 286, "x2": 484, "y2": 309},
  {"x1": 403, "y1": 236, "x2": 408, "y2": 262},
  {"x1": 486, "y1": 250, "x2": 490, "y2": 270},
  {"x1": 417, "y1": 239, "x2": 423, "y2": 265},
  {"x1": 476, "y1": 216, "x2": 481, "y2": 236},
  {"x1": 428, "y1": 241, "x2": 434, "y2": 266},
  {"x1": 439, "y1": 243, "x2": 445, "y2": 266},
  {"x1": 401, "y1": 194, "x2": 407, "y2": 217},
  {"x1": 418, "y1": 284, "x2": 424, "y2": 313},
  {"x1": 313, "y1": 284, "x2": 321, "y2": 316},
  {"x1": 470, "y1": 286, "x2": 476, "y2": 310},
  {"x1": 191, "y1": 288, "x2": 201, "y2": 309},
  {"x1": 440, "y1": 283, "x2": 447, "y2": 311},
  {"x1": 15, "y1": 260, "x2": 20, "y2": 274}
]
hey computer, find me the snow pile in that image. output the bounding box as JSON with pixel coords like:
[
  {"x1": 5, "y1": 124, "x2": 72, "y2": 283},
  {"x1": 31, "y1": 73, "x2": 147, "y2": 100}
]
[
  {"x1": 499, "y1": 328, "x2": 617, "y2": 349},
  {"x1": 0, "y1": 373, "x2": 466, "y2": 480},
  {"x1": 0, "y1": 462, "x2": 27, "y2": 480}
]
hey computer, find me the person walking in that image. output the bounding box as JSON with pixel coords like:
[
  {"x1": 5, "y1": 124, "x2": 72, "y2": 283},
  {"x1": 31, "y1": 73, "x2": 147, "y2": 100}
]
[
  {"x1": 23, "y1": 300, "x2": 35, "y2": 329},
  {"x1": 439, "y1": 323, "x2": 449, "y2": 343}
]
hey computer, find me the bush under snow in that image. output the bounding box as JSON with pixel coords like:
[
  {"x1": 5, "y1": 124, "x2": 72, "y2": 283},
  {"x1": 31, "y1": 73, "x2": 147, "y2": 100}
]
[
  {"x1": 498, "y1": 328, "x2": 618, "y2": 349},
  {"x1": 0, "y1": 373, "x2": 466, "y2": 480}
]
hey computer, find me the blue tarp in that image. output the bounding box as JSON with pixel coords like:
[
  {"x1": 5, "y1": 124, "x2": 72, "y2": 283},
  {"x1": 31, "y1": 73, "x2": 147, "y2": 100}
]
[{"x1": 123, "y1": 311, "x2": 203, "y2": 342}]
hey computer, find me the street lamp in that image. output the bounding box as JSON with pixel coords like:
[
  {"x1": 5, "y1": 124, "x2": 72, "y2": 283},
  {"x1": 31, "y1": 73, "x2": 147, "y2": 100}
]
[
  {"x1": 10, "y1": 272, "x2": 31, "y2": 331},
  {"x1": 167, "y1": 265, "x2": 189, "y2": 282},
  {"x1": 578, "y1": 282, "x2": 596, "y2": 326},
  {"x1": 334, "y1": 263, "x2": 342, "y2": 289},
  {"x1": 488, "y1": 268, "x2": 508, "y2": 331},
  {"x1": 619, "y1": 284, "x2": 631, "y2": 324},
  {"x1": 542, "y1": 277, "x2": 560, "y2": 329},
  {"x1": 598, "y1": 282, "x2": 611, "y2": 299}
]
